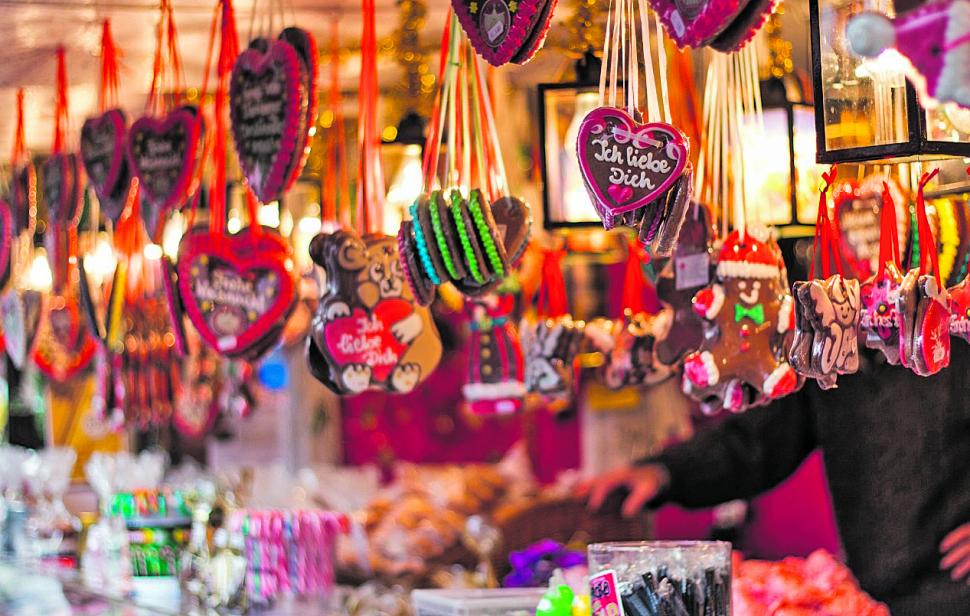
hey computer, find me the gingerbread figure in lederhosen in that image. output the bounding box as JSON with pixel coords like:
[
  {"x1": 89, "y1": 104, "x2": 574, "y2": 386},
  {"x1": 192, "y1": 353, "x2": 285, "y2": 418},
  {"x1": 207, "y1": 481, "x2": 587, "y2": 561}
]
[{"x1": 462, "y1": 292, "x2": 526, "y2": 415}]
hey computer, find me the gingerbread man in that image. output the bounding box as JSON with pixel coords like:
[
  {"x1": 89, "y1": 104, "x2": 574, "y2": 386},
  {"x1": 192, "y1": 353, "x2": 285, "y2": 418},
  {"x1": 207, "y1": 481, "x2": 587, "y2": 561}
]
[{"x1": 682, "y1": 226, "x2": 799, "y2": 414}]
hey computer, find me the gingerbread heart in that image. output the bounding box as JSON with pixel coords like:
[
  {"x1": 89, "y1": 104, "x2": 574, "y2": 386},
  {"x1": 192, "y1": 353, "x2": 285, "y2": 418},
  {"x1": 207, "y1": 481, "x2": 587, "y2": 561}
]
[
  {"x1": 323, "y1": 300, "x2": 413, "y2": 383},
  {"x1": 128, "y1": 105, "x2": 203, "y2": 229},
  {"x1": 309, "y1": 230, "x2": 442, "y2": 395},
  {"x1": 81, "y1": 109, "x2": 130, "y2": 221},
  {"x1": 176, "y1": 226, "x2": 296, "y2": 359},
  {"x1": 1, "y1": 289, "x2": 44, "y2": 369},
  {"x1": 9, "y1": 163, "x2": 36, "y2": 236},
  {"x1": 34, "y1": 294, "x2": 97, "y2": 382},
  {"x1": 452, "y1": 0, "x2": 556, "y2": 66},
  {"x1": 278, "y1": 27, "x2": 318, "y2": 191},
  {"x1": 230, "y1": 39, "x2": 305, "y2": 204},
  {"x1": 490, "y1": 195, "x2": 533, "y2": 266},
  {"x1": 649, "y1": 0, "x2": 749, "y2": 48},
  {"x1": 577, "y1": 107, "x2": 689, "y2": 226},
  {"x1": 42, "y1": 153, "x2": 82, "y2": 225}
]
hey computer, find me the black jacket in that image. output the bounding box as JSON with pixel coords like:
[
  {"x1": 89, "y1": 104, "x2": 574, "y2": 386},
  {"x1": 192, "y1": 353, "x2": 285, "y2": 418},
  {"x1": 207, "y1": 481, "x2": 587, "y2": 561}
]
[{"x1": 649, "y1": 344, "x2": 970, "y2": 615}]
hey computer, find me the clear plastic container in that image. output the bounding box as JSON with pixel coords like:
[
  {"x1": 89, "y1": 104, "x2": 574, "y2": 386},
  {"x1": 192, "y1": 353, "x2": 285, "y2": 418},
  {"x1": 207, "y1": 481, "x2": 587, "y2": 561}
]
[
  {"x1": 588, "y1": 541, "x2": 731, "y2": 616},
  {"x1": 411, "y1": 588, "x2": 546, "y2": 616}
]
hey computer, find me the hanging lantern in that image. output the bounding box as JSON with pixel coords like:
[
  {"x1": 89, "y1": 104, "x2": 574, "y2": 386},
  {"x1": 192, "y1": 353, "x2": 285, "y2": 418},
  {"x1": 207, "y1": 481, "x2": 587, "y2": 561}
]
[
  {"x1": 382, "y1": 111, "x2": 427, "y2": 235},
  {"x1": 809, "y1": 0, "x2": 970, "y2": 163},
  {"x1": 537, "y1": 53, "x2": 606, "y2": 229},
  {"x1": 743, "y1": 12, "x2": 827, "y2": 231}
]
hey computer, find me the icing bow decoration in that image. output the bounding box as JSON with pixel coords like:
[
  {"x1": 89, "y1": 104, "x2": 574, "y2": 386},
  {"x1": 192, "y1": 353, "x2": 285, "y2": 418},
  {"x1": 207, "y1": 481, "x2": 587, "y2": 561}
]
[
  {"x1": 734, "y1": 302, "x2": 764, "y2": 325},
  {"x1": 576, "y1": 0, "x2": 693, "y2": 254},
  {"x1": 789, "y1": 166, "x2": 862, "y2": 390},
  {"x1": 847, "y1": 0, "x2": 970, "y2": 109}
]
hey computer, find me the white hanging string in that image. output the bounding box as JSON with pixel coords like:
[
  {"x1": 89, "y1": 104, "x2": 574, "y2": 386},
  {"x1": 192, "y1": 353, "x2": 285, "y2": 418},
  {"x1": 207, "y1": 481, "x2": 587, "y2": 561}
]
[
  {"x1": 598, "y1": 0, "x2": 613, "y2": 107},
  {"x1": 637, "y1": 0, "x2": 658, "y2": 122},
  {"x1": 654, "y1": 11, "x2": 671, "y2": 123},
  {"x1": 692, "y1": 39, "x2": 764, "y2": 240},
  {"x1": 595, "y1": 0, "x2": 670, "y2": 123}
]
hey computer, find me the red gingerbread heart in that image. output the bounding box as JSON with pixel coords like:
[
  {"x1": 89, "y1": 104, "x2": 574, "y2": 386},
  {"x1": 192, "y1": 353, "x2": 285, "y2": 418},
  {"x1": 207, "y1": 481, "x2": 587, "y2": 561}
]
[
  {"x1": 577, "y1": 107, "x2": 689, "y2": 227},
  {"x1": 322, "y1": 299, "x2": 415, "y2": 384},
  {"x1": 176, "y1": 226, "x2": 296, "y2": 359},
  {"x1": 648, "y1": 0, "x2": 748, "y2": 48},
  {"x1": 452, "y1": 0, "x2": 558, "y2": 66},
  {"x1": 81, "y1": 109, "x2": 129, "y2": 221},
  {"x1": 128, "y1": 105, "x2": 203, "y2": 232},
  {"x1": 230, "y1": 39, "x2": 305, "y2": 204},
  {"x1": 34, "y1": 295, "x2": 96, "y2": 382}
]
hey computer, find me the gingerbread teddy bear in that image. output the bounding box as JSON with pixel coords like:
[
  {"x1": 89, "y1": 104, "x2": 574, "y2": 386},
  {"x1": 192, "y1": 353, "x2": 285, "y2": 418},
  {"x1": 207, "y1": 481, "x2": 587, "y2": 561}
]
[{"x1": 682, "y1": 226, "x2": 799, "y2": 414}]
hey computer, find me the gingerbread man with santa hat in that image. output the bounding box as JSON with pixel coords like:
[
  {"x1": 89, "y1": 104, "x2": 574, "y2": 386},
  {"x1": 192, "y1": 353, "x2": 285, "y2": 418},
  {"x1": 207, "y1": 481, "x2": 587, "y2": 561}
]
[{"x1": 682, "y1": 225, "x2": 800, "y2": 414}]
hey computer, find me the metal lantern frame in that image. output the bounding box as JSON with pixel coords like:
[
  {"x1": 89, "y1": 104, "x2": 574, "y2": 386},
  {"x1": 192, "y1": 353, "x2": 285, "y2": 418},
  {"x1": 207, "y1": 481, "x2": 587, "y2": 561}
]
[
  {"x1": 808, "y1": 0, "x2": 970, "y2": 164},
  {"x1": 759, "y1": 75, "x2": 819, "y2": 235},
  {"x1": 537, "y1": 81, "x2": 603, "y2": 230}
]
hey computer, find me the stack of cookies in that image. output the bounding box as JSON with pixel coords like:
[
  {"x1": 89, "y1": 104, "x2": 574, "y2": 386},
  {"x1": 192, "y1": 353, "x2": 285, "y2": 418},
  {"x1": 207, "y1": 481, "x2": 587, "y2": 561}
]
[{"x1": 398, "y1": 189, "x2": 531, "y2": 305}]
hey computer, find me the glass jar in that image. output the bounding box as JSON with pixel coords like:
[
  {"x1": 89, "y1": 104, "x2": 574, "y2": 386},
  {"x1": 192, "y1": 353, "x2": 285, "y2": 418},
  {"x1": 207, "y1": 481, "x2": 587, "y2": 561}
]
[{"x1": 588, "y1": 541, "x2": 731, "y2": 616}]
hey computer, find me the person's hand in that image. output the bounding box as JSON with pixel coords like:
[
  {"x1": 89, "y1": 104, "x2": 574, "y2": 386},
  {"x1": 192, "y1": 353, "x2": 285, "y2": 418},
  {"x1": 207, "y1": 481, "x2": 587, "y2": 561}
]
[
  {"x1": 940, "y1": 522, "x2": 970, "y2": 582},
  {"x1": 575, "y1": 464, "x2": 670, "y2": 518}
]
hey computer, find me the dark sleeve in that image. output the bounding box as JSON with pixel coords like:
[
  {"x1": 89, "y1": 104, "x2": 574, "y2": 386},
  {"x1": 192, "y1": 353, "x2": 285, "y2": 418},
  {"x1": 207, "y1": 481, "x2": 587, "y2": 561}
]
[{"x1": 644, "y1": 388, "x2": 818, "y2": 508}]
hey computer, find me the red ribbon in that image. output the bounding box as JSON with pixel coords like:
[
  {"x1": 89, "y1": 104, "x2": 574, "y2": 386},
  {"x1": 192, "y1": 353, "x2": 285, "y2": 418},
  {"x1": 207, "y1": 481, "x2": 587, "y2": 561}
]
[
  {"x1": 811, "y1": 165, "x2": 842, "y2": 280},
  {"x1": 204, "y1": 0, "x2": 239, "y2": 236},
  {"x1": 11, "y1": 89, "x2": 27, "y2": 167},
  {"x1": 98, "y1": 20, "x2": 121, "y2": 113},
  {"x1": 621, "y1": 239, "x2": 649, "y2": 315},
  {"x1": 422, "y1": 17, "x2": 452, "y2": 194},
  {"x1": 537, "y1": 248, "x2": 568, "y2": 318},
  {"x1": 876, "y1": 181, "x2": 900, "y2": 282},
  {"x1": 51, "y1": 47, "x2": 69, "y2": 155},
  {"x1": 357, "y1": 0, "x2": 385, "y2": 235},
  {"x1": 915, "y1": 169, "x2": 941, "y2": 283},
  {"x1": 147, "y1": 0, "x2": 185, "y2": 115}
]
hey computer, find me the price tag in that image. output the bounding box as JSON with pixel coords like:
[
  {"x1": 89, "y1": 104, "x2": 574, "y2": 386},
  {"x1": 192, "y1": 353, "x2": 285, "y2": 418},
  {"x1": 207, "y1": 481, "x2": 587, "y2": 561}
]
[
  {"x1": 675, "y1": 252, "x2": 710, "y2": 290},
  {"x1": 590, "y1": 569, "x2": 625, "y2": 616}
]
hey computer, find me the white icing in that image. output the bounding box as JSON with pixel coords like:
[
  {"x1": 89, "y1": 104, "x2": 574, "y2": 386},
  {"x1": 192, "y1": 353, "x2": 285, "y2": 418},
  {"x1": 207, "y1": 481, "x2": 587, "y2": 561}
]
[
  {"x1": 462, "y1": 381, "x2": 527, "y2": 401},
  {"x1": 716, "y1": 260, "x2": 780, "y2": 280}
]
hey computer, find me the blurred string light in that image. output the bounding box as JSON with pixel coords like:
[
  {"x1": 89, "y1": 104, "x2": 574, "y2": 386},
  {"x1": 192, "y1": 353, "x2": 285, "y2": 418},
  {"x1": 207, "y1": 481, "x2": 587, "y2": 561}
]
[
  {"x1": 84, "y1": 232, "x2": 117, "y2": 286},
  {"x1": 161, "y1": 211, "x2": 184, "y2": 260},
  {"x1": 27, "y1": 248, "x2": 52, "y2": 292}
]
